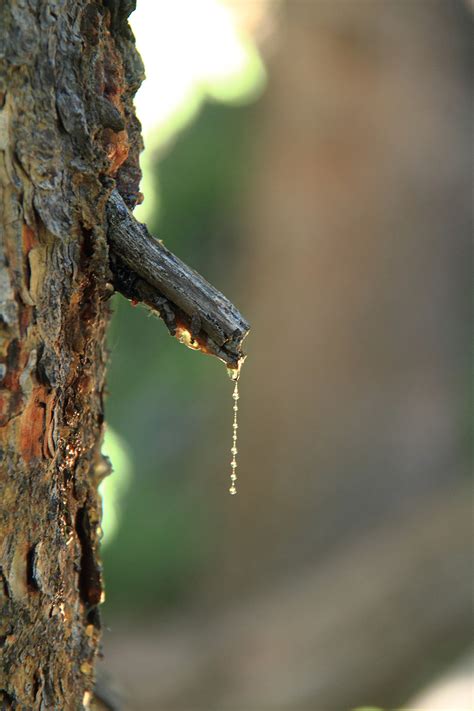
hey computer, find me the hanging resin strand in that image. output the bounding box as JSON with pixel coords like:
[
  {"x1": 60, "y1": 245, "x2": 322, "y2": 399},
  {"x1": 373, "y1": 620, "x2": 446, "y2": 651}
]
[{"x1": 227, "y1": 363, "x2": 243, "y2": 495}]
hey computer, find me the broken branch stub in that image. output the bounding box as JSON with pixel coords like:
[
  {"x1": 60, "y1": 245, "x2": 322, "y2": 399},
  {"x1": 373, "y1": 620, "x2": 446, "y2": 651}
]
[{"x1": 106, "y1": 189, "x2": 250, "y2": 369}]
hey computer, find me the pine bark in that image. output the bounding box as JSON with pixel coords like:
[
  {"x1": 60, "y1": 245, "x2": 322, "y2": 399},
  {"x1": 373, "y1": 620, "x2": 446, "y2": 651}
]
[{"x1": 0, "y1": 1, "x2": 143, "y2": 707}]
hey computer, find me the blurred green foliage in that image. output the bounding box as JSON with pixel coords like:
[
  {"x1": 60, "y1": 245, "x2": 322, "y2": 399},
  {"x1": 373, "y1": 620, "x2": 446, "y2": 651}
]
[
  {"x1": 99, "y1": 428, "x2": 132, "y2": 545},
  {"x1": 102, "y1": 99, "x2": 259, "y2": 613}
]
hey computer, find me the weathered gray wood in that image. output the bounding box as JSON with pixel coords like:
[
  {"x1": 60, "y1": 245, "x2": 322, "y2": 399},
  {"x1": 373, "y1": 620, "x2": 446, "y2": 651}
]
[{"x1": 107, "y1": 189, "x2": 250, "y2": 369}]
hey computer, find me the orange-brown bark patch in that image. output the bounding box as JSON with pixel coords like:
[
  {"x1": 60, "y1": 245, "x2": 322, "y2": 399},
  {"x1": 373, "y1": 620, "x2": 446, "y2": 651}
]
[
  {"x1": 22, "y1": 223, "x2": 37, "y2": 254},
  {"x1": 104, "y1": 128, "x2": 129, "y2": 174},
  {"x1": 19, "y1": 385, "x2": 50, "y2": 462},
  {"x1": 19, "y1": 304, "x2": 33, "y2": 337}
]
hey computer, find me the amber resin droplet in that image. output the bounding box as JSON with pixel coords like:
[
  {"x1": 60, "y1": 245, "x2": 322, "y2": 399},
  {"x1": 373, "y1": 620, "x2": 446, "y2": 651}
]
[
  {"x1": 228, "y1": 379, "x2": 240, "y2": 494},
  {"x1": 227, "y1": 360, "x2": 243, "y2": 495}
]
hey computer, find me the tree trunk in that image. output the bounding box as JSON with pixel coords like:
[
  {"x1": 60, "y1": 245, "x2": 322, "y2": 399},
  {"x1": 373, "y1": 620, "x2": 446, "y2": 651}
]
[{"x1": 0, "y1": 1, "x2": 143, "y2": 707}]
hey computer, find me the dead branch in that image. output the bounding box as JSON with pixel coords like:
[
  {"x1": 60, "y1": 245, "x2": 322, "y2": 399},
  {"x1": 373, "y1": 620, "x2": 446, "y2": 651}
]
[{"x1": 106, "y1": 190, "x2": 250, "y2": 370}]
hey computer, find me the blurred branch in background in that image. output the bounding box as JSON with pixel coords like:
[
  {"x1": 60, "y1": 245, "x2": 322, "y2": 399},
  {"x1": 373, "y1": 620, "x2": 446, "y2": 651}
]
[{"x1": 101, "y1": 479, "x2": 471, "y2": 710}]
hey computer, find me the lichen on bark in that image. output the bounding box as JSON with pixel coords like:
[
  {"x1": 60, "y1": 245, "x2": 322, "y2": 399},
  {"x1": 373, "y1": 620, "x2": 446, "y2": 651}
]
[{"x1": 0, "y1": 1, "x2": 143, "y2": 706}]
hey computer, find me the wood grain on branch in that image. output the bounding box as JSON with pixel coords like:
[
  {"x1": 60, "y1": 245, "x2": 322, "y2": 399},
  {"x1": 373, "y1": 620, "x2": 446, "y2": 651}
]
[{"x1": 107, "y1": 189, "x2": 250, "y2": 370}]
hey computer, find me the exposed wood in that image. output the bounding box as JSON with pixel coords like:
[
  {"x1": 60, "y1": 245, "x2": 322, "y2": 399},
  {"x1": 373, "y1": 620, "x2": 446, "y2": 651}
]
[{"x1": 107, "y1": 189, "x2": 250, "y2": 370}]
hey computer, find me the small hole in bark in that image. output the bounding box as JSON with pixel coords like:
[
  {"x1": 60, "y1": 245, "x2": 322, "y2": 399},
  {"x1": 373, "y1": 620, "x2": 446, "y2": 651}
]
[
  {"x1": 87, "y1": 606, "x2": 101, "y2": 629},
  {"x1": 26, "y1": 545, "x2": 40, "y2": 592},
  {"x1": 24, "y1": 253, "x2": 32, "y2": 293},
  {"x1": 81, "y1": 227, "x2": 94, "y2": 260},
  {"x1": 35, "y1": 342, "x2": 50, "y2": 386},
  {"x1": 0, "y1": 567, "x2": 11, "y2": 599},
  {"x1": 32, "y1": 671, "x2": 41, "y2": 700},
  {"x1": 75, "y1": 507, "x2": 102, "y2": 607},
  {"x1": 6, "y1": 339, "x2": 20, "y2": 372},
  {"x1": 0, "y1": 690, "x2": 15, "y2": 707}
]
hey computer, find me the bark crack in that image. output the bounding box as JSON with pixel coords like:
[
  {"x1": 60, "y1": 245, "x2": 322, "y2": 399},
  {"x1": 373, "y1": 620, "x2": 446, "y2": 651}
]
[{"x1": 75, "y1": 506, "x2": 102, "y2": 610}]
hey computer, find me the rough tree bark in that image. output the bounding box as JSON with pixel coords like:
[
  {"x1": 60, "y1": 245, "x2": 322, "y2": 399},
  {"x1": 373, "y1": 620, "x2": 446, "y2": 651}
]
[
  {"x1": 0, "y1": 1, "x2": 144, "y2": 707},
  {"x1": 0, "y1": 3, "x2": 249, "y2": 706}
]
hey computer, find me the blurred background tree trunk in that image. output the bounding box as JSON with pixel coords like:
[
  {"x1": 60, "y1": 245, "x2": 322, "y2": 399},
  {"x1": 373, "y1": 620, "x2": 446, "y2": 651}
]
[
  {"x1": 222, "y1": 0, "x2": 471, "y2": 595},
  {"x1": 0, "y1": 1, "x2": 142, "y2": 707},
  {"x1": 99, "y1": 1, "x2": 472, "y2": 708}
]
